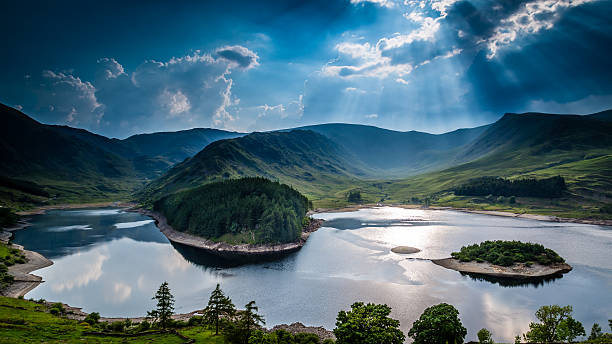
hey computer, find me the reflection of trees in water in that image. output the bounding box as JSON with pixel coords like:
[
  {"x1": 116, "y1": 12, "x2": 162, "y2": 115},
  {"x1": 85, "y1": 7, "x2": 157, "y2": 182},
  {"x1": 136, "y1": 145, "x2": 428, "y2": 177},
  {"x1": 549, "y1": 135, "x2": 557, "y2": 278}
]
[
  {"x1": 460, "y1": 271, "x2": 564, "y2": 287},
  {"x1": 170, "y1": 241, "x2": 296, "y2": 269}
]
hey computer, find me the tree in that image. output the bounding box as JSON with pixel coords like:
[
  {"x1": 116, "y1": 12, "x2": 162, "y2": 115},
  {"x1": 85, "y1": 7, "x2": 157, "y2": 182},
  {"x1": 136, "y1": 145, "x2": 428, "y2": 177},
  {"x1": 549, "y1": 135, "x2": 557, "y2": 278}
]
[
  {"x1": 609, "y1": 319, "x2": 612, "y2": 331},
  {"x1": 234, "y1": 300, "x2": 265, "y2": 344},
  {"x1": 589, "y1": 323, "x2": 603, "y2": 340},
  {"x1": 333, "y1": 302, "x2": 405, "y2": 344},
  {"x1": 523, "y1": 305, "x2": 572, "y2": 343},
  {"x1": 557, "y1": 317, "x2": 585, "y2": 343},
  {"x1": 204, "y1": 283, "x2": 236, "y2": 335},
  {"x1": 408, "y1": 303, "x2": 466, "y2": 344},
  {"x1": 477, "y1": 328, "x2": 494, "y2": 344},
  {"x1": 147, "y1": 281, "x2": 175, "y2": 329}
]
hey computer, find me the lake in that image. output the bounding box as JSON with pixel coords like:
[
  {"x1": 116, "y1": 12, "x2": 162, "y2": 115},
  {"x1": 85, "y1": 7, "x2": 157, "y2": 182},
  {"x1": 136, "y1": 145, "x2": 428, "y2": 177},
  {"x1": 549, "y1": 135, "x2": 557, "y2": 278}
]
[{"x1": 12, "y1": 207, "x2": 612, "y2": 342}]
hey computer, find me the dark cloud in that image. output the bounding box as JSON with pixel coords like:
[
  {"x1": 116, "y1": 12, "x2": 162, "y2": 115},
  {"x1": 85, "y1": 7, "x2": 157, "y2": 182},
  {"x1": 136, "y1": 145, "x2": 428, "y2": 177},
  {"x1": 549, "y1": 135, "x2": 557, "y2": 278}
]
[{"x1": 215, "y1": 45, "x2": 260, "y2": 69}]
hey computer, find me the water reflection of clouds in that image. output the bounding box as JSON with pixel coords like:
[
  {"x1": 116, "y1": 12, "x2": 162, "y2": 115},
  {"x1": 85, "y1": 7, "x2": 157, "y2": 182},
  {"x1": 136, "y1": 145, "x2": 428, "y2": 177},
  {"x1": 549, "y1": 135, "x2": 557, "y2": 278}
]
[
  {"x1": 108, "y1": 282, "x2": 132, "y2": 304},
  {"x1": 51, "y1": 250, "x2": 109, "y2": 292},
  {"x1": 46, "y1": 225, "x2": 92, "y2": 232},
  {"x1": 480, "y1": 293, "x2": 533, "y2": 342},
  {"x1": 60, "y1": 209, "x2": 122, "y2": 216},
  {"x1": 114, "y1": 220, "x2": 155, "y2": 229}
]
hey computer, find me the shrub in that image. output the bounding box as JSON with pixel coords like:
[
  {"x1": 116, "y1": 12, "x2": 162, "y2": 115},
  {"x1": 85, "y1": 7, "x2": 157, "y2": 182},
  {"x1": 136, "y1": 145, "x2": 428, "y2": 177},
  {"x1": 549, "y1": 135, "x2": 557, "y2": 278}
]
[
  {"x1": 138, "y1": 320, "x2": 151, "y2": 332},
  {"x1": 188, "y1": 315, "x2": 203, "y2": 326},
  {"x1": 84, "y1": 312, "x2": 100, "y2": 325},
  {"x1": 109, "y1": 321, "x2": 125, "y2": 332},
  {"x1": 477, "y1": 328, "x2": 494, "y2": 343}
]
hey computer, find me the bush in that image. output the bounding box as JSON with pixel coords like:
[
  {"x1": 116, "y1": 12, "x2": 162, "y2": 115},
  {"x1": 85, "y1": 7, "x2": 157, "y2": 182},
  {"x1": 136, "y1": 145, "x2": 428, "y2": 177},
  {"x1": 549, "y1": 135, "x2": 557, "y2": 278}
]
[
  {"x1": 138, "y1": 320, "x2": 151, "y2": 332},
  {"x1": 84, "y1": 312, "x2": 100, "y2": 325},
  {"x1": 477, "y1": 328, "x2": 494, "y2": 343},
  {"x1": 109, "y1": 321, "x2": 126, "y2": 332},
  {"x1": 188, "y1": 315, "x2": 203, "y2": 326}
]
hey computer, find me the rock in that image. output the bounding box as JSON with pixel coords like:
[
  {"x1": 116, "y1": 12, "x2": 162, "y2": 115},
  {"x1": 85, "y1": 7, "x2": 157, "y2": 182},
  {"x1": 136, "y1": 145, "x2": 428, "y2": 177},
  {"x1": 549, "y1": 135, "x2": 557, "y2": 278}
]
[{"x1": 391, "y1": 246, "x2": 421, "y2": 254}]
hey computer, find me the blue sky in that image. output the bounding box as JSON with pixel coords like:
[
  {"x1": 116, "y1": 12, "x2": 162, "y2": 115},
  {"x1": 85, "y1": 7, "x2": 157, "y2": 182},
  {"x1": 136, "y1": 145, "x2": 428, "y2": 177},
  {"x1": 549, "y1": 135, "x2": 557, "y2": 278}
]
[{"x1": 2, "y1": 0, "x2": 611, "y2": 138}]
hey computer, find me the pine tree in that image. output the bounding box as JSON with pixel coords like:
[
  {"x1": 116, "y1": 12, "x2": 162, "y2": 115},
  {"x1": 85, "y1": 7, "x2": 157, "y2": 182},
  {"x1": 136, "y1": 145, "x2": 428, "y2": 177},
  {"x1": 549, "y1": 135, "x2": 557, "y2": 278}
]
[
  {"x1": 147, "y1": 281, "x2": 175, "y2": 329},
  {"x1": 203, "y1": 283, "x2": 236, "y2": 335},
  {"x1": 240, "y1": 300, "x2": 265, "y2": 344}
]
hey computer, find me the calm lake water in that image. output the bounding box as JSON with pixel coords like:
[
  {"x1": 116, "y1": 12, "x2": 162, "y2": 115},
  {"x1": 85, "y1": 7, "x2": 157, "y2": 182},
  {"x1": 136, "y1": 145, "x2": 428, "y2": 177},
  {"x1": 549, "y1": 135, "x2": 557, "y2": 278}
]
[{"x1": 13, "y1": 207, "x2": 612, "y2": 342}]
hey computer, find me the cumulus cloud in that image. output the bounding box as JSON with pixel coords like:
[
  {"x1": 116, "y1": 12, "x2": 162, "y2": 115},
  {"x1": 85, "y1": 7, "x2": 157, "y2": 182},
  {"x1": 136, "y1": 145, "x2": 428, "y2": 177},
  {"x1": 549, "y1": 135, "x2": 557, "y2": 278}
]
[
  {"x1": 97, "y1": 57, "x2": 125, "y2": 79},
  {"x1": 350, "y1": 0, "x2": 395, "y2": 8},
  {"x1": 215, "y1": 45, "x2": 260, "y2": 69},
  {"x1": 39, "y1": 70, "x2": 104, "y2": 128},
  {"x1": 485, "y1": 0, "x2": 596, "y2": 58},
  {"x1": 323, "y1": 1, "x2": 461, "y2": 80}
]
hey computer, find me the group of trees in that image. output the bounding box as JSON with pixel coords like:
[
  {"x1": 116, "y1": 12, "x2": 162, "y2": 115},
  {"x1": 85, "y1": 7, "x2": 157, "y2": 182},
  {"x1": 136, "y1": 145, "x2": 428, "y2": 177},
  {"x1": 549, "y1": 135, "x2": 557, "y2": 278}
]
[
  {"x1": 454, "y1": 176, "x2": 567, "y2": 198},
  {"x1": 521, "y1": 305, "x2": 612, "y2": 343},
  {"x1": 154, "y1": 177, "x2": 312, "y2": 244},
  {"x1": 451, "y1": 240, "x2": 565, "y2": 267},
  {"x1": 54, "y1": 280, "x2": 611, "y2": 344}
]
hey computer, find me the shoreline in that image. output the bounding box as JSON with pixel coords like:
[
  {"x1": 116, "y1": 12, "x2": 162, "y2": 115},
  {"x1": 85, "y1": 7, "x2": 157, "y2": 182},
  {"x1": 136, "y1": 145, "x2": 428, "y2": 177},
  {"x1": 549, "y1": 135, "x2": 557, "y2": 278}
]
[
  {"x1": 432, "y1": 257, "x2": 573, "y2": 279},
  {"x1": 16, "y1": 201, "x2": 135, "y2": 216},
  {"x1": 310, "y1": 203, "x2": 612, "y2": 226},
  {"x1": 136, "y1": 208, "x2": 324, "y2": 260},
  {"x1": 1, "y1": 243, "x2": 53, "y2": 298}
]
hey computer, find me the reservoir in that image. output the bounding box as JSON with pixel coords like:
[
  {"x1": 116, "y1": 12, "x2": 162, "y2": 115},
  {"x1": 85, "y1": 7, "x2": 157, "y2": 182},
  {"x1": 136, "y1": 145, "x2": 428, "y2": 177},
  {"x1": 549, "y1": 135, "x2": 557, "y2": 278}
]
[{"x1": 12, "y1": 207, "x2": 612, "y2": 342}]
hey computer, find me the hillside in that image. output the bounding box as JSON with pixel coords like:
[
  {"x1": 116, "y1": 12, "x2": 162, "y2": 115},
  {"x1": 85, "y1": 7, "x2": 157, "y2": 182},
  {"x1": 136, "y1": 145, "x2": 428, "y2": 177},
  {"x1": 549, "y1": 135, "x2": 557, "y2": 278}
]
[
  {"x1": 141, "y1": 130, "x2": 375, "y2": 205},
  {"x1": 296, "y1": 123, "x2": 489, "y2": 177},
  {"x1": 384, "y1": 111, "x2": 612, "y2": 218},
  {"x1": 0, "y1": 104, "x2": 142, "y2": 208},
  {"x1": 0, "y1": 104, "x2": 242, "y2": 209}
]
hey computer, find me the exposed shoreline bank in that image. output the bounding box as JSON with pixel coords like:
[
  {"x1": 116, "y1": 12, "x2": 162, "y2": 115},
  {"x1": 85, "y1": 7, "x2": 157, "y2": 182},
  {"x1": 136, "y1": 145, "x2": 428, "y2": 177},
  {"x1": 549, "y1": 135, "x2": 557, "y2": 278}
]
[
  {"x1": 1, "y1": 243, "x2": 53, "y2": 298},
  {"x1": 432, "y1": 257, "x2": 573, "y2": 279},
  {"x1": 136, "y1": 208, "x2": 324, "y2": 260}
]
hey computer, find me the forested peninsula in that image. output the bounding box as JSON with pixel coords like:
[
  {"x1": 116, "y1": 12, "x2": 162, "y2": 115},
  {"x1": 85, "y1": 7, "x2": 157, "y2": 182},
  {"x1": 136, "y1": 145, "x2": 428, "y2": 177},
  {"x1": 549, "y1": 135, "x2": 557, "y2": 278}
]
[{"x1": 151, "y1": 178, "x2": 321, "y2": 259}]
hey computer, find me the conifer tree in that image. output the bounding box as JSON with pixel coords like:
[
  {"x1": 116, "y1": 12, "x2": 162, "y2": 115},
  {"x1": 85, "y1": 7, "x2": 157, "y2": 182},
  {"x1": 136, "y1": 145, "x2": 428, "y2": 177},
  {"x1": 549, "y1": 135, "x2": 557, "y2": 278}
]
[
  {"x1": 204, "y1": 283, "x2": 236, "y2": 335},
  {"x1": 147, "y1": 281, "x2": 174, "y2": 329}
]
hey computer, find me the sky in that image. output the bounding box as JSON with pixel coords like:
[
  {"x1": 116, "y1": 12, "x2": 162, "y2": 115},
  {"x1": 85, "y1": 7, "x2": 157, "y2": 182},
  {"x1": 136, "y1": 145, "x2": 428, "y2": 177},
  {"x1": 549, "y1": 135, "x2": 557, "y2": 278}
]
[{"x1": 2, "y1": 0, "x2": 612, "y2": 138}]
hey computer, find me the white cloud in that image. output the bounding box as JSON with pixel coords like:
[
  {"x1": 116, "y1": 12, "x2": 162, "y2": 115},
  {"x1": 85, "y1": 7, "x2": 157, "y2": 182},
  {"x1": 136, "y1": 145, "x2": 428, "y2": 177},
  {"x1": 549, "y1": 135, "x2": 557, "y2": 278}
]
[
  {"x1": 351, "y1": 0, "x2": 395, "y2": 8},
  {"x1": 161, "y1": 89, "x2": 191, "y2": 117},
  {"x1": 108, "y1": 282, "x2": 132, "y2": 304},
  {"x1": 486, "y1": 0, "x2": 595, "y2": 58},
  {"x1": 365, "y1": 113, "x2": 379, "y2": 118},
  {"x1": 344, "y1": 87, "x2": 367, "y2": 94},
  {"x1": 14, "y1": 104, "x2": 22, "y2": 111},
  {"x1": 97, "y1": 57, "x2": 125, "y2": 79},
  {"x1": 40, "y1": 70, "x2": 104, "y2": 127}
]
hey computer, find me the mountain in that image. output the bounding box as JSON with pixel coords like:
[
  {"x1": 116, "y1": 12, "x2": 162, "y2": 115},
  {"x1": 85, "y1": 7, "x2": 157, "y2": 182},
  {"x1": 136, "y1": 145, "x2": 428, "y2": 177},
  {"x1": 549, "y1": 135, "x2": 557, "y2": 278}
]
[
  {"x1": 0, "y1": 104, "x2": 242, "y2": 208},
  {"x1": 140, "y1": 130, "x2": 373, "y2": 204},
  {"x1": 386, "y1": 111, "x2": 612, "y2": 205},
  {"x1": 0, "y1": 103, "x2": 140, "y2": 207},
  {"x1": 294, "y1": 123, "x2": 489, "y2": 177}
]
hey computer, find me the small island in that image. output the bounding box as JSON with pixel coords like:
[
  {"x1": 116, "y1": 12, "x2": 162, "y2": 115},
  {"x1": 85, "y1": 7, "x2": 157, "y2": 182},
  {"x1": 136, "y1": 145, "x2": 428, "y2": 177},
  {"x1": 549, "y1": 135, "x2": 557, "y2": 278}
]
[
  {"x1": 149, "y1": 177, "x2": 323, "y2": 260},
  {"x1": 433, "y1": 240, "x2": 572, "y2": 279}
]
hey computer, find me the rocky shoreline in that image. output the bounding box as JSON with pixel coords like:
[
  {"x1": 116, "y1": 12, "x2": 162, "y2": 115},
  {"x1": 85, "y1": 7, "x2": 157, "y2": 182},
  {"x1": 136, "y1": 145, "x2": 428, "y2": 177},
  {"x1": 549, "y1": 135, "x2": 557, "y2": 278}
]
[
  {"x1": 1, "y1": 243, "x2": 53, "y2": 298},
  {"x1": 432, "y1": 257, "x2": 573, "y2": 279},
  {"x1": 136, "y1": 208, "x2": 324, "y2": 260}
]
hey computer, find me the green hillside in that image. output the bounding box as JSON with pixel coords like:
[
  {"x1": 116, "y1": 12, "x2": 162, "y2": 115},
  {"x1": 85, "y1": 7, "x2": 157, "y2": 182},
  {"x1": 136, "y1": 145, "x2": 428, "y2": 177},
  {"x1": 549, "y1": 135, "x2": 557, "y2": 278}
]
[
  {"x1": 0, "y1": 104, "x2": 242, "y2": 209},
  {"x1": 383, "y1": 112, "x2": 612, "y2": 218},
  {"x1": 140, "y1": 130, "x2": 378, "y2": 206},
  {"x1": 297, "y1": 123, "x2": 489, "y2": 177}
]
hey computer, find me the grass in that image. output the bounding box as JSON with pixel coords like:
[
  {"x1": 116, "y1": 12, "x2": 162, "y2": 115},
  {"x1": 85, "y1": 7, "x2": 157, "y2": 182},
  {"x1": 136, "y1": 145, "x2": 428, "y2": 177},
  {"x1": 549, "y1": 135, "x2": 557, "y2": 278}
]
[{"x1": 0, "y1": 296, "x2": 231, "y2": 344}]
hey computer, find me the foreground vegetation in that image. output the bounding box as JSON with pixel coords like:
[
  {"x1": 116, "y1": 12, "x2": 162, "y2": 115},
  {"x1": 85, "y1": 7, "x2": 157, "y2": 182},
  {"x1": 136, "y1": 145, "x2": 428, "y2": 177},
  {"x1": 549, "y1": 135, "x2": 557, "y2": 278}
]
[
  {"x1": 2, "y1": 281, "x2": 610, "y2": 343},
  {"x1": 154, "y1": 178, "x2": 312, "y2": 244},
  {"x1": 0, "y1": 242, "x2": 27, "y2": 289},
  {"x1": 451, "y1": 240, "x2": 565, "y2": 267}
]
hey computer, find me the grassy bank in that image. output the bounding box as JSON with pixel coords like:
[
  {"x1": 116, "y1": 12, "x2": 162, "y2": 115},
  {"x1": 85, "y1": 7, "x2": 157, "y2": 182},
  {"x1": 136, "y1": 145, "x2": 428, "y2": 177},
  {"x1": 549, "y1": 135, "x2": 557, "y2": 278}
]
[{"x1": 0, "y1": 296, "x2": 227, "y2": 343}]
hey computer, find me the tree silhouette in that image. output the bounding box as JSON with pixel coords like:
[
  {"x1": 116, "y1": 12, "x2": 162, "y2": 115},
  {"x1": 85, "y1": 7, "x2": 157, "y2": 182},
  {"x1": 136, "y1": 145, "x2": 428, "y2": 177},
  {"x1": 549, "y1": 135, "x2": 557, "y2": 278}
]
[
  {"x1": 203, "y1": 283, "x2": 236, "y2": 335},
  {"x1": 147, "y1": 281, "x2": 174, "y2": 329}
]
